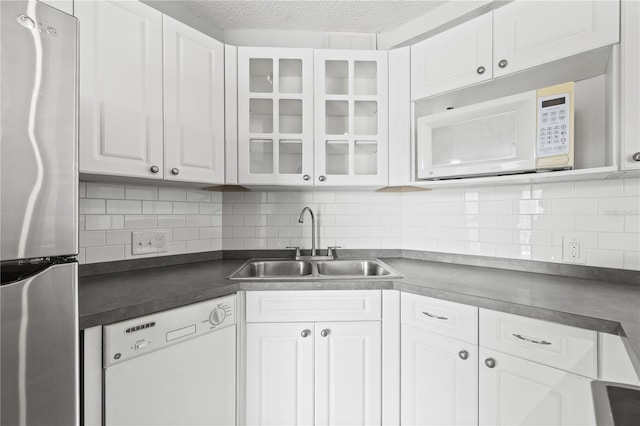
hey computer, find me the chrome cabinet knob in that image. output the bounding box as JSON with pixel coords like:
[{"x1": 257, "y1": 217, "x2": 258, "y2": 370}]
[
  {"x1": 458, "y1": 350, "x2": 469, "y2": 360},
  {"x1": 301, "y1": 329, "x2": 311, "y2": 338},
  {"x1": 320, "y1": 329, "x2": 330, "y2": 337},
  {"x1": 498, "y1": 59, "x2": 508, "y2": 68},
  {"x1": 150, "y1": 165, "x2": 159, "y2": 174},
  {"x1": 318, "y1": 175, "x2": 326, "y2": 182},
  {"x1": 171, "y1": 168, "x2": 180, "y2": 175},
  {"x1": 484, "y1": 358, "x2": 496, "y2": 368},
  {"x1": 303, "y1": 174, "x2": 311, "y2": 181},
  {"x1": 632, "y1": 152, "x2": 640, "y2": 161},
  {"x1": 476, "y1": 66, "x2": 485, "y2": 75}
]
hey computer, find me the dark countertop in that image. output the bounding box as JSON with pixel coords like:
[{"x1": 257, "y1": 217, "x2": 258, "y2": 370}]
[{"x1": 79, "y1": 256, "x2": 640, "y2": 369}]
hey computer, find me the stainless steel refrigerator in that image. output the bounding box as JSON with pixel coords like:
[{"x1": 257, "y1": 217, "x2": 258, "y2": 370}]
[{"x1": 1, "y1": 1, "x2": 79, "y2": 425}]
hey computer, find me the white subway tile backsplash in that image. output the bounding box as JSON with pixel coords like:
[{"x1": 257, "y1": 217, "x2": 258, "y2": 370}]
[
  {"x1": 80, "y1": 179, "x2": 639, "y2": 270},
  {"x1": 125, "y1": 185, "x2": 158, "y2": 200},
  {"x1": 107, "y1": 200, "x2": 141, "y2": 214},
  {"x1": 86, "y1": 182, "x2": 125, "y2": 199}
]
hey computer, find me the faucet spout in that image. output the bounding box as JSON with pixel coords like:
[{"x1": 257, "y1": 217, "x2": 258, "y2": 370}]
[{"x1": 298, "y1": 207, "x2": 316, "y2": 256}]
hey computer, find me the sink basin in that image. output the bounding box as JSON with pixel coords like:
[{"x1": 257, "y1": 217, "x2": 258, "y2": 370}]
[
  {"x1": 316, "y1": 260, "x2": 392, "y2": 277},
  {"x1": 230, "y1": 260, "x2": 313, "y2": 279},
  {"x1": 227, "y1": 258, "x2": 402, "y2": 280}
]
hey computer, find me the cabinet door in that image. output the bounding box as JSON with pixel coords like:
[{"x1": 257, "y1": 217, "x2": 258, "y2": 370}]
[
  {"x1": 163, "y1": 16, "x2": 225, "y2": 184},
  {"x1": 493, "y1": 0, "x2": 620, "y2": 78},
  {"x1": 76, "y1": 0, "x2": 164, "y2": 179},
  {"x1": 410, "y1": 12, "x2": 492, "y2": 100},
  {"x1": 479, "y1": 348, "x2": 596, "y2": 426},
  {"x1": 314, "y1": 50, "x2": 389, "y2": 187},
  {"x1": 238, "y1": 47, "x2": 314, "y2": 186},
  {"x1": 246, "y1": 322, "x2": 314, "y2": 425},
  {"x1": 41, "y1": 0, "x2": 72, "y2": 14},
  {"x1": 621, "y1": 0, "x2": 640, "y2": 170},
  {"x1": 401, "y1": 326, "x2": 477, "y2": 426},
  {"x1": 315, "y1": 322, "x2": 382, "y2": 425}
]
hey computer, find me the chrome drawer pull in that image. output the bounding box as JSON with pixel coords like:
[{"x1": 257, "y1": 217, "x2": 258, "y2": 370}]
[
  {"x1": 422, "y1": 311, "x2": 448, "y2": 320},
  {"x1": 512, "y1": 333, "x2": 552, "y2": 345}
]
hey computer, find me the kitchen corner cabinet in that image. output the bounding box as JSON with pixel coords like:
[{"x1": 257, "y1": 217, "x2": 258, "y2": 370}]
[
  {"x1": 411, "y1": 13, "x2": 492, "y2": 101},
  {"x1": 314, "y1": 50, "x2": 389, "y2": 186},
  {"x1": 76, "y1": 0, "x2": 164, "y2": 180},
  {"x1": 163, "y1": 15, "x2": 225, "y2": 183},
  {"x1": 237, "y1": 47, "x2": 315, "y2": 185},
  {"x1": 78, "y1": 1, "x2": 225, "y2": 184},
  {"x1": 620, "y1": 0, "x2": 640, "y2": 170},
  {"x1": 479, "y1": 348, "x2": 596, "y2": 425}
]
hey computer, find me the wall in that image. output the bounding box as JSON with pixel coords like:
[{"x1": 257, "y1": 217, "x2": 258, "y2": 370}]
[
  {"x1": 78, "y1": 181, "x2": 222, "y2": 264},
  {"x1": 79, "y1": 178, "x2": 639, "y2": 271}
]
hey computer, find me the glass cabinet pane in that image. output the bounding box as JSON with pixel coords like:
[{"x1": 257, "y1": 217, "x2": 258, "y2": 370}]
[
  {"x1": 250, "y1": 139, "x2": 273, "y2": 174},
  {"x1": 325, "y1": 140, "x2": 349, "y2": 175},
  {"x1": 279, "y1": 99, "x2": 302, "y2": 134},
  {"x1": 325, "y1": 60, "x2": 348, "y2": 94},
  {"x1": 354, "y1": 141, "x2": 378, "y2": 175},
  {"x1": 354, "y1": 61, "x2": 377, "y2": 95},
  {"x1": 250, "y1": 58, "x2": 273, "y2": 93},
  {"x1": 250, "y1": 99, "x2": 273, "y2": 133},
  {"x1": 279, "y1": 139, "x2": 303, "y2": 174},
  {"x1": 279, "y1": 59, "x2": 302, "y2": 94},
  {"x1": 354, "y1": 101, "x2": 377, "y2": 135},
  {"x1": 326, "y1": 100, "x2": 349, "y2": 135}
]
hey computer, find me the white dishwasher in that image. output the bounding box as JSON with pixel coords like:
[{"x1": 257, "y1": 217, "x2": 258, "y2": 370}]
[{"x1": 103, "y1": 294, "x2": 236, "y2": 426}]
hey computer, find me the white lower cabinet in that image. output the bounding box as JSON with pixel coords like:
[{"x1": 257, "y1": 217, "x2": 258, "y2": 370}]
[
  {"x1": 246, "y1": 321, "x2": 381, "y2": 425},
  {"x1": 479, "y1": 348, "x2": 596, "y2": 426},
  {"x1": 401, "y1": 326, "x2": 477, "y2": 425}
]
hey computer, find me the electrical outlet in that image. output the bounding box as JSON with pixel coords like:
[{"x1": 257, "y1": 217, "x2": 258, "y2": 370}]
[
  {"x1": 562, "y1": 235, "x2": 586, "y2": 264},
  {"x1": 132, "y1": 231, "x2": 168, "y2": 255}
]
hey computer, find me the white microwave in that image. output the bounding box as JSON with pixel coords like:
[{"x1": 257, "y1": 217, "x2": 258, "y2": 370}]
[{"x1": 417, "y1": 82, "x2": 574, "y2": 180}]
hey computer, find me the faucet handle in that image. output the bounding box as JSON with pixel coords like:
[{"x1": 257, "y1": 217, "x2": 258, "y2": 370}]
[
  {"x1": 286, "y1": 246, "x2": 301, "y2": 258},
  {"x1": 327, "y1": 246, "x2": 342, "y2": 259}
]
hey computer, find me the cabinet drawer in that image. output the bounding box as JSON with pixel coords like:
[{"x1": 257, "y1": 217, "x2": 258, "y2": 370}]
[
  {"x1": 246, "y1": 290, "x2": 381, "y2": 323},
  {"x1": 479, "y1": 309, "x2": 597, "y2": 378},
  {"x1": 401, "y1": 293, "x2": 478, "y2": 344}
]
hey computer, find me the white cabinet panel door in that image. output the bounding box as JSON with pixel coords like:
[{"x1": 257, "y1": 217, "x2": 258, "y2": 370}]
[
  {"x1": 163, "y1": 15, "x2": 225, "y2": 184},
  {"x1": 237, "y1": 47, "x2": 315, "y2": 186},
  {"x1": 411, "y1": 12, "x2": 492, "y2": 100},
  {"x1": 246, "y1": 323, "x2": 314, "y2": 426},
  {"x1": 479, "y1": 348, "x2": 596, "y2": 426},
  {"x1": 401, "y1": 326, "x2": 477, "y2": 426},
  {"x1": 76, "y1": 0, "x2": 163, "y2": 179},
  {"x1": 621, "y1": 0, "x2": 640, "y2": 170},
  {"x1": 314, "y1": 322, "x2": 382, "y2": 426},
  {"x1": 493, "y1": 0, "x2": 620, "y2": 78}
]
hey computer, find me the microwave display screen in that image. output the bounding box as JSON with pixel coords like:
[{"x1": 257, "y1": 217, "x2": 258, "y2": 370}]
[{"x1": 541, "y1": 97, "x2": 566, "y2": 108}]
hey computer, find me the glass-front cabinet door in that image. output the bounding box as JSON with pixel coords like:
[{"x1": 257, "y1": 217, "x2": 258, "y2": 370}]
[
  {"x1": 314, "y1": 50, "x2": 388, "y2": 186},
  {"x1": 238, "y1": 47, "x2": 314, "y2": 185}
]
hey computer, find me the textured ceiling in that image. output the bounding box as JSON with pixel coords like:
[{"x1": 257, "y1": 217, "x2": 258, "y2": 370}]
[{"x1": 159, "y1": 1, "x2": 446, "y2": 33}]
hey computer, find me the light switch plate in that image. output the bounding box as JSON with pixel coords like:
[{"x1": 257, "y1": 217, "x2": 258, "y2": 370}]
[{"x1": 132, "y1": 231, "x2": 168, "y2": 255}]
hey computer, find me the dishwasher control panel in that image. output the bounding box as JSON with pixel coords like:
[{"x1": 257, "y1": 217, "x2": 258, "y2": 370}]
[{"x1": 103, "y1": 294, "x2": 235, "y2": 367}]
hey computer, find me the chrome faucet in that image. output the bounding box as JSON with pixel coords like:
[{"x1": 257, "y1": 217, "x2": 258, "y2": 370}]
[{"x1": 298, "y1": 206, "x2": 316, "y2": 256}]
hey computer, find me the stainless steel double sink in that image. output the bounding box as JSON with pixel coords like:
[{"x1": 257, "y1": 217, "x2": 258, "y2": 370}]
[{"x1": 228, "y1": 258, "x2": 403, "y2": 280}]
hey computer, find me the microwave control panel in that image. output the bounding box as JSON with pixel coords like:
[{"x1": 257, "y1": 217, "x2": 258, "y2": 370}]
[{"x1": 537, "y1": 92, "x2": 571, "y2": 158}]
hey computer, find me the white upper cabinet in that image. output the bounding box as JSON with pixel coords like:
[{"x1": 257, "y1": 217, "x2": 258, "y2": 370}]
[
  {"x1": 493, "y1": 0, "x2": 620, "y2": 78},
  {"x1": 163, "y1": 15, "x2": 225, "y2": 183},
  {"x1": 77, "y1": 0, "x2": 164, "y2": 179},
  {"x1": 620, "y1": 0, "x2": 640, "y2": 170},
  {"x1": 314, "y1": 50, "x2": 389, "y2": 186},
  {"x1": 411, "y1": 13, "x2": 493, "y2": 100},
  {"x1": 237, "y1": 47, "x2": 315, "y2": 186}
]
